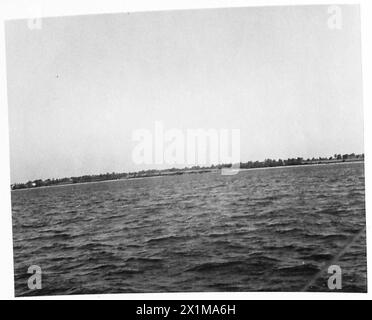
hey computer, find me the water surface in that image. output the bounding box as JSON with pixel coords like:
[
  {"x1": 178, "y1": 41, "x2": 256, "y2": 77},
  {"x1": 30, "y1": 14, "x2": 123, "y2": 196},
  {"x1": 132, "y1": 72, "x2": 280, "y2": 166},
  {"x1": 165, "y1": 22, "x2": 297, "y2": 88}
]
[{"x1": 12, "y1": 162, "x2": 367, "y2": 295}]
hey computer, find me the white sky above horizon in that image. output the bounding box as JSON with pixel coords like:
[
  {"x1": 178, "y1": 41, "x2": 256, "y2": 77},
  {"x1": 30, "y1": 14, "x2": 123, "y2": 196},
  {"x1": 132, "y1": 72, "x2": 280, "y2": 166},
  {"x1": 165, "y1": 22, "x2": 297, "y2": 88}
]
[{"x1": 6, "y1": 5, "x2": 364, "y2": 183}]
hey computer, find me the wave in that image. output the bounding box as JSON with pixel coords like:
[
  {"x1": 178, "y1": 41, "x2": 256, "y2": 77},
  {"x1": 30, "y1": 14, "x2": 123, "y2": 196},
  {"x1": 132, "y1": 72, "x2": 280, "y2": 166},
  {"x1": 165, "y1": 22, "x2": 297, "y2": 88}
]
[
  {"x1": 276, "y1": 264, "x2": 320, "y2": 275},
  {"x1": 145, "y1": 234, "x2": 192, "y2": 244}
]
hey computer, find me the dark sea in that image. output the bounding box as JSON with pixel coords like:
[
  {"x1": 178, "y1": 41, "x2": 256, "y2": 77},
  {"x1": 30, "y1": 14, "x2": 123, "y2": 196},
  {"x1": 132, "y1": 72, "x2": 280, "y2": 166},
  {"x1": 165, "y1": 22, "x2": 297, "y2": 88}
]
[{"x1": 11, "y1": 162, "x2": 367, "y2": 296}]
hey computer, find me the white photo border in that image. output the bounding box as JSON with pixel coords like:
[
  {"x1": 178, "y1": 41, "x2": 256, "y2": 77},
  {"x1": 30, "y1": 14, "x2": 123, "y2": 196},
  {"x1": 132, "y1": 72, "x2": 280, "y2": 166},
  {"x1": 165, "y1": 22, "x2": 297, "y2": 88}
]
[{"x1": 0, "y1": 0, "x2": 370, "y2": 300}]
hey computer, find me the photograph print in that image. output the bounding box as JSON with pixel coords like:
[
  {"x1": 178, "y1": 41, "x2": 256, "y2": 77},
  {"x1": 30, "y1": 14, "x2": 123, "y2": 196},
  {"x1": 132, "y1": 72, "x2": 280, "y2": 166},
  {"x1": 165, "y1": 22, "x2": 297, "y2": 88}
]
[{"x1": 5, "y1": 5, "x2": 366, "y2": 296}]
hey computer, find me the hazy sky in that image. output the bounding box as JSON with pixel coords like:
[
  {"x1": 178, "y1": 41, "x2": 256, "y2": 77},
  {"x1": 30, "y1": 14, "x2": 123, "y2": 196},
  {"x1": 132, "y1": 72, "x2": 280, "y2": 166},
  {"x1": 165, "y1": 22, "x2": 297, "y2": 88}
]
[{"x1": 6, "y1": 5, "x2": 364, "y2": 183}]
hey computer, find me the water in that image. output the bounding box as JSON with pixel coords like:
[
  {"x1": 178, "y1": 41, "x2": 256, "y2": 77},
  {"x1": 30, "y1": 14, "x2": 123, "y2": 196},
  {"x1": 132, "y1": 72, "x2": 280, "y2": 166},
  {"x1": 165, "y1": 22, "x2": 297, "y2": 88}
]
[{"x1": 11, "y1": 162, "x2": 367, "y2": 295}]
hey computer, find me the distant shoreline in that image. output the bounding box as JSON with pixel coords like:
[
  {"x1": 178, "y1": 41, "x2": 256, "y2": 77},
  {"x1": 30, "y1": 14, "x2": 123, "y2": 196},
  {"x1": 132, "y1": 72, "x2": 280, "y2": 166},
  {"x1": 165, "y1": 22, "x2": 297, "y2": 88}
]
[
  {"x1": 238, "y1": 159, "x2": 364, "y2": 172},
  {"x1": 10, "y1": 157, "x2": 364, "y2": 192},
  {"x1": 10, "y1": 170, "x2": 217, "y2": 191}
]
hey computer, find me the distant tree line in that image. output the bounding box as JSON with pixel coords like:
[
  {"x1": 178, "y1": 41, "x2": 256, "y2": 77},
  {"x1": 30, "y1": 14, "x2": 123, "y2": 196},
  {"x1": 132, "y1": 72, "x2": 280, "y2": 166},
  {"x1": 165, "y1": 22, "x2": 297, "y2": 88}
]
[
  {"x1": 10, "y1": 153, "x2": 364, "y2": 190},
  {"x1": 239, "y1": 153, "x2": 364, "y2": 169}
]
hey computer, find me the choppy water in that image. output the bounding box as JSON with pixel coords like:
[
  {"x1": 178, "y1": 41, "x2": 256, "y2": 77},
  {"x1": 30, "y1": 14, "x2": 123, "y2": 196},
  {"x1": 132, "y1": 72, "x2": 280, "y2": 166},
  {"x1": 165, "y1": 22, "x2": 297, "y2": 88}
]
[{"x1": 12, "y1": 162, "x2": 366, "y2": 295}]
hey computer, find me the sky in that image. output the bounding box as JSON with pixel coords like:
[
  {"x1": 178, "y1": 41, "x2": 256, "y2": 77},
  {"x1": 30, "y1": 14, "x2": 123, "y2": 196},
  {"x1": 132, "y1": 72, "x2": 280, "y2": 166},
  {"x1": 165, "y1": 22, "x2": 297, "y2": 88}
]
[{"x1": 6, "y1": 5, "x2": 364, "y2": 183}]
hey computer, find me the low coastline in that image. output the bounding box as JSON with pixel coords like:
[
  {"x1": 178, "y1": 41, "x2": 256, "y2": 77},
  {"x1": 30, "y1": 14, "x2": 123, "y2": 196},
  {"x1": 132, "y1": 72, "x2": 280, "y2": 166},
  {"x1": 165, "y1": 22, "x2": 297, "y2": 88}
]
[{"x1": 11, "y1": 155, "x2": 364, "y2": 191}]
